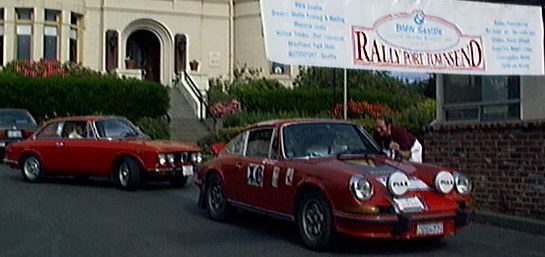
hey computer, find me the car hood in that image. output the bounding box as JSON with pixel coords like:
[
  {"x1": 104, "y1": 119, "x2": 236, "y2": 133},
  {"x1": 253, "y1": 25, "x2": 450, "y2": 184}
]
[
  {"x1": 117, "y1": 139, "x2": 201, "y2": 152},
  {"x1": 342, "y1": 155, "x2": 444, "y2": 189}
]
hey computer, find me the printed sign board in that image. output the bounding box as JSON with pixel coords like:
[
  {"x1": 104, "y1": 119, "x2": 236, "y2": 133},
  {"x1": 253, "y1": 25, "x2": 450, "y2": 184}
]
[{"x1": 260, "y1": 0, "x2": 544, "y2": 75}]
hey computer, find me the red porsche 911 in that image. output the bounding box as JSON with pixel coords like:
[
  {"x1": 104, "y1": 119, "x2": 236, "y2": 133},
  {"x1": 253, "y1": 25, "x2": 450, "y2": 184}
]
[
  {"x1": 3, "y1": 116, "x2": 202, "y2": 190},
  {"x1": 196, "y1": 119, "x2": 472, "y2": 250}
]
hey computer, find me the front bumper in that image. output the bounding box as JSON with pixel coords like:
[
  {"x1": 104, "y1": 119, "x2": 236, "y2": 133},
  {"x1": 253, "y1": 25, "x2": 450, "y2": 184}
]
[
  {"x1": 145, "y1": 164, "x2": 196, "y2": 178},
  {"x1": 334, "y1": 208, "x2": 472, "y2": 239}
]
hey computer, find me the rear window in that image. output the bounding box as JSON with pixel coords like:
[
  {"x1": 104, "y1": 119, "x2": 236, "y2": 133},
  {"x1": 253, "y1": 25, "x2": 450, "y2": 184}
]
[{"x1": 0, "y1": 110, "x2": 36, "y2": 126}]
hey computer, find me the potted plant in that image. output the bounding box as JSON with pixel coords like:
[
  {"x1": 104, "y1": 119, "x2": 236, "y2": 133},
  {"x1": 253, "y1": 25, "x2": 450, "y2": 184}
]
[{"x1": 189, "y1": 60, "x2": 200, "y2": 71}]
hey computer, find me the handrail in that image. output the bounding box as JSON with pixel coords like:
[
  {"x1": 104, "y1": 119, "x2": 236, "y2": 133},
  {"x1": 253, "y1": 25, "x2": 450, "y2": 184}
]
[{"x1": 182, "y1": 70, "x2": 217, "y2": 130}]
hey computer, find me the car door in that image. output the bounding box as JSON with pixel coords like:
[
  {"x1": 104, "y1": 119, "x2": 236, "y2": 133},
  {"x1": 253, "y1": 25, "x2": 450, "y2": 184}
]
[
  {"x1": 218, "y1": 132, "x2": 248, "y2": 203},
  {"x1": 34, "y1": 121, "x2": 66, "y2": 173},
  {"x1": 59, "y1": 120, "x2": 104, "y2": 175},
  {"x1": 51, "y1": 120, "x2": 93, "y2": 174},
  {"x1": 237, "y1": 127, "x2": 279, "y2": 211}
]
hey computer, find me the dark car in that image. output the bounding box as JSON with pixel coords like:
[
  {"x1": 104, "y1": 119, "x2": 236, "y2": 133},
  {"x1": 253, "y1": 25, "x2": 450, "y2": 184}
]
[
  {"x1": 0, "y1": 108, "x2": 38, "y2": 159},
  {"x1": 196, "y1": 118, "x2": 472, "y2": 250}
]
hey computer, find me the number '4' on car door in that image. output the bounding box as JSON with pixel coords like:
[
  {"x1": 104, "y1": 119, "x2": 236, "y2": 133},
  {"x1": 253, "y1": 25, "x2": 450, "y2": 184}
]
[{"x1": 238, "y1": 128, "x2": 278, "y2": 210}]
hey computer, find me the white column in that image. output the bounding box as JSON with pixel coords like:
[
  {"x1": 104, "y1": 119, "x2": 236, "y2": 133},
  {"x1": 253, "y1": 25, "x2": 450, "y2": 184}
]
[{"x1": 3, "y1": 7, "x2": 15, "y2": 64}]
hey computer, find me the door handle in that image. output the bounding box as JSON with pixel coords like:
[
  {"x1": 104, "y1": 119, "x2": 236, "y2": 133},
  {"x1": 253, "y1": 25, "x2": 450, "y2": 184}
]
[
  {"x1": 235, "y1": 163, "x2": 243, "y2": 168},
  {"x1": 55, "y1": 142, "x2": 64, "y2": 147}
]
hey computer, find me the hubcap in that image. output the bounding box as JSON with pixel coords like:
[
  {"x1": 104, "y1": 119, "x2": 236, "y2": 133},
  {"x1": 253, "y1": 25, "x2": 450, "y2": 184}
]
[
  {"x1": 119, "y1": 162, "x2": 130, "y2": 187},
  {"x1": 302, "y1": 199, "x2": 325, "y2": 240},
  {"x1": 23, "y1": 157, "x2": 40, "y2": 180},
  {"x1": 208, "y1": 181, "x2": 224, "y2": 212}
]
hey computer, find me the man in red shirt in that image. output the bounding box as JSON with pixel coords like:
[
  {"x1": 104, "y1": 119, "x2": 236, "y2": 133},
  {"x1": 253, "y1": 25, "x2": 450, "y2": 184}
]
[{"x1": 373, "y1": 115, "x2": 422, "y2": 163}]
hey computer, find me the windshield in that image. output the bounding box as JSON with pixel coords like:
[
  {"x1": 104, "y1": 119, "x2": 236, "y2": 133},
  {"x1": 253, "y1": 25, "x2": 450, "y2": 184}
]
[
  {"x1": 94, "y1": 118, "x2": 145, "y2": 139},
  {"x1": 0, "y1": 110, "x2": 37, "y2": 126},
  {"x1": 282, "y1": 122, "x2": 382, "y2": 159}
]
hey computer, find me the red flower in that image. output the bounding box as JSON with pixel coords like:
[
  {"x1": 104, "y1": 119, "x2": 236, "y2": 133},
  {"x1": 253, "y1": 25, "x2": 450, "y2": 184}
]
[{"x1": 210, "y1": 99, "x2": 241, "y2": 118}]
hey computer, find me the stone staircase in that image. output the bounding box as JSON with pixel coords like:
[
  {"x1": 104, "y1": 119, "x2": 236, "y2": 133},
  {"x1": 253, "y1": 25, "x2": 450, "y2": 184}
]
[{"x1": 168, "y1": 87, "x2": 211, "y2": 143}]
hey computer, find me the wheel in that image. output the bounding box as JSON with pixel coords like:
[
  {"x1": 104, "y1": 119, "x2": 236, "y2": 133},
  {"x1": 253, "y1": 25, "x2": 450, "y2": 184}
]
[
  {"x1": 169, "y1": 175, "x2": 189, "y2": 188},
  {"x1": 21, "y1": 154, "x2": 44, "y2": 182},
  {"x1": 205, "y1": 173, "x2": 229, "y2": 221},
  {"x1": 296, "y1": 189, "x2": 333, "y2": 251},
  {"x1": 116, "y1": 157, "x2": 141, "y2": 191}
]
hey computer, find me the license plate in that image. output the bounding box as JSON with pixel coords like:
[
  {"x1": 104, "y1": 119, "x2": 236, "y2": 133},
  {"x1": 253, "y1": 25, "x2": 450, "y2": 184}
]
[
  {"x1": 7, "y1": 130, "x2": 22, "y2": 138},
  {"x1": 393, "y1": 196, "x2": 425, "y2": 212},
  {"x1": 0, "y1": 142, "x2": 5, "y2": 147},
  {"x1": 182, "y1": 165, "x2": 194, "y2": 176},
  {"x1": 417, "y1": 222, "x2": 444, "y2": 235}
]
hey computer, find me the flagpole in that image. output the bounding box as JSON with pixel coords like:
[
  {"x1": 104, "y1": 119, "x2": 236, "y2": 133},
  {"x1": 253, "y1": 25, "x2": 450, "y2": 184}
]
[{"x1": 343, "y1": 69, "x2": 347, "y2": 120}]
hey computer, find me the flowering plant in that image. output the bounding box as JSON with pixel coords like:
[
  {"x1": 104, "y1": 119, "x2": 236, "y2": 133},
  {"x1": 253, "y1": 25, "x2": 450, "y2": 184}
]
[
  {"x1": 210, "y1": 99, "x2": 241, "y2": 118},
  {"x1": 10, "y1": 60, "x2": 67, "y2": 77},
  {"x1": 332, "y1": 100, "x2": 395, "y2": 119}
]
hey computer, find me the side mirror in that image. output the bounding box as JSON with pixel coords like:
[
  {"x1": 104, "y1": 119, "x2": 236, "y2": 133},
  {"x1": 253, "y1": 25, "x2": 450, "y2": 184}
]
[{"x1": 210, "y1": 142, "x2": 226, "y2": 157}]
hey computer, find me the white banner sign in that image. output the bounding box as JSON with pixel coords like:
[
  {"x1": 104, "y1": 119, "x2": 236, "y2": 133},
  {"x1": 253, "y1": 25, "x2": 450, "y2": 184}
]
[{"x1": 260, "y1": 0, "x2": 544, "y2": 75}]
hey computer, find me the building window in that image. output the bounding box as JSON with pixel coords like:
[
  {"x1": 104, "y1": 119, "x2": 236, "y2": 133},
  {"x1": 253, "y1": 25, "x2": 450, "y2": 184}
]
[
  {"x1": 16, "y1": 8, "x2": 33, "y2": 60},
  {"x1": 0, "y1": 8, "x2": 4, "y2": 65},
  {"x1": 270, "y1": 62, "x2": 289, "y2": 75},
  {"x1": 443, "y1": 75, "x2": 520, "y2": 122},
  {"x1": 44, "y1": 9, "x2": 60, "y2": 61},
  {"x1": 69, "y1": 12, "x2": 83, "y2": 63}
]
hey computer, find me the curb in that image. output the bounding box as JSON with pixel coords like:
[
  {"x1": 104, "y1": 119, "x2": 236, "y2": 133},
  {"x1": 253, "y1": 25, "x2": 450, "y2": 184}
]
[{"x1": 473, "y1": 210, "x2": 545, "y2": 236}]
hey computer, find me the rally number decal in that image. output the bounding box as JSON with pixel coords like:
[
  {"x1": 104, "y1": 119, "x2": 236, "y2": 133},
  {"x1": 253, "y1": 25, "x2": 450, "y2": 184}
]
[
  {"x1": 271, "y1": 167, "x2": 280, "y2": 188},
  {"x1": 285, "y1": 168, "x2": 295, "y2": 186},
  {"x1": 247, "y1": 163, "x2": 264, "y2": 187}
]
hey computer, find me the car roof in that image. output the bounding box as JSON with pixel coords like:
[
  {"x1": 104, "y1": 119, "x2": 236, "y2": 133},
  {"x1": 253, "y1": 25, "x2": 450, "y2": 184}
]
[
  {"x1": 250, "y1": 118, "x2": 353, "y2": 129},
  {"x1": 0, "y1": 108, "x2": 32, "y2": 113},
  {"x1": 46, "y1": 115, "x2": 126, "y2": 123}
]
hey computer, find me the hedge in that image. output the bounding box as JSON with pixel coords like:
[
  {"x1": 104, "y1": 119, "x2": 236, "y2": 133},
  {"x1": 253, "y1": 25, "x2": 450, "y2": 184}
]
[
  {"x1": 0, "y1": 73, "x2": 169, "y2": 122},
  {"x1": 230, "y1": 87, "x2": 421, "y2": 115}
]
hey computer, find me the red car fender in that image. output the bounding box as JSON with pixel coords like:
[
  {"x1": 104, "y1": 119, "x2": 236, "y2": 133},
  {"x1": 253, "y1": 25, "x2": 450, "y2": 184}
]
[
  {"x1": 17, "y1": 149, "x2": 44, "y2": 167},
  {"x1": 110, "y1": 152, "x2": 147, "y2": 174},
  {"x1": 293, "y1": 176, "x2": 336, "y2": 216},
  {"x1": 202, "y1": 167, "x2": 230, "y2": 198}
]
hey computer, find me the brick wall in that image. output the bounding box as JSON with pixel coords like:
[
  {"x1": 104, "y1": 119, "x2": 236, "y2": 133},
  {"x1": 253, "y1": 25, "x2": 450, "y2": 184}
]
[{"x1": 423, "y1": 121, "x2": 545, "y2": 219}]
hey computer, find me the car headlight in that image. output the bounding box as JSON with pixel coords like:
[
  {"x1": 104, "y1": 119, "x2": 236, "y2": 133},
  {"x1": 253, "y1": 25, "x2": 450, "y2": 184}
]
[
  {"x1": 349, "y1": 174, "x2": 373, "y2": 201},
  {"x1": 190, "y1": 152, "x2": 202, "y2": 163},
  {"x1": 158, "y1": 154, "x2": 167, "y2": 165},
  {"x1": 435, "y1": 171, "x2": 455, "y2": 194},
  {"x1": 454, "y1": 172, "x2": 472, "y2": 195},
  {"x1": 167, "y1": 153, "x2": 175, "y2": 164},
  {"x1": 387, "y1": 171, "x2": 410, "y2": 196}
]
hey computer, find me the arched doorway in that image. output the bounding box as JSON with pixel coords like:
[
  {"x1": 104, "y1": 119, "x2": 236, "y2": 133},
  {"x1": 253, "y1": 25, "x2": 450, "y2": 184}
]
[{"x1": 126, "y1": 30, "x2": 160, "y2": 82}]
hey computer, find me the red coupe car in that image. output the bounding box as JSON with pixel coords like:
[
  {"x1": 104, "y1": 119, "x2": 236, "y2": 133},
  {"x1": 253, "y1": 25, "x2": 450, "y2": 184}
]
[
  {"x1": 3, "y1": 116, "x2": 202, "y2": 190},
  {"x1": 196, "y1": 119, "x2": 472, "y2": 250}
]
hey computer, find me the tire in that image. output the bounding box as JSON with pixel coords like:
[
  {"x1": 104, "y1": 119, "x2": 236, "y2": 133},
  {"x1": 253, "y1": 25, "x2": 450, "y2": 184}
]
[
  {"x1": 205, "y1": 173, "x2": 229, "y2": 221},
  {"x1": 296, "y1": 189, "x2": 333, "y2": 251},
  {"x1": 169, "y1": 175, "x2": 189, "y2": 188},
  {"x1": 116, "y1": 157, "x2": 141, "y2": 191},
  {"x1": 20, "y1": 154, "x2": 44, "y2": 182}
]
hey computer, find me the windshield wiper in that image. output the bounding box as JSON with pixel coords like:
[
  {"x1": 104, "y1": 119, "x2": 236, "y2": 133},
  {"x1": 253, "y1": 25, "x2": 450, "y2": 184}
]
[{"x1": 335, "y1": 148, "x2": 384, "y2": 159}]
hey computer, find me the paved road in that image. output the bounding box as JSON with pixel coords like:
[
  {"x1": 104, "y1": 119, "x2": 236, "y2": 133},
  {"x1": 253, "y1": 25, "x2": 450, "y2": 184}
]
[{"x1": 0, "y1": 164, "x2": 543, "y2": 257}]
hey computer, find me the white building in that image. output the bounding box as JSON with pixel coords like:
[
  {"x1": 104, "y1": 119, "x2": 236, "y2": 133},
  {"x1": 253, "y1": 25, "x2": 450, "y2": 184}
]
[{"x1": 0, "y1": 0, "x2": 295, "y2": 87}]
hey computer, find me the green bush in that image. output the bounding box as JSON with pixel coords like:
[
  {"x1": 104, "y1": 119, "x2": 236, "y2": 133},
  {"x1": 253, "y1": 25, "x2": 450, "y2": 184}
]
[
  {"x1": 222, "y1": 110, "x2": 331, "y2": 128},
  {"x1": 135, "y1": 117, "x2": 170, "y2": 140},
  {"x1": 197, "y1": 126, "x2": 245, "y2": 154},
  {"x1": 395, "y1": 98, "x2": 436, "y2": 138},
  {"x1": 229, "y1": 87, "x2": 418, "y2": 115},
  {"x1": 0, "y1": 73, "x2": 169, "y2": 122}
]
